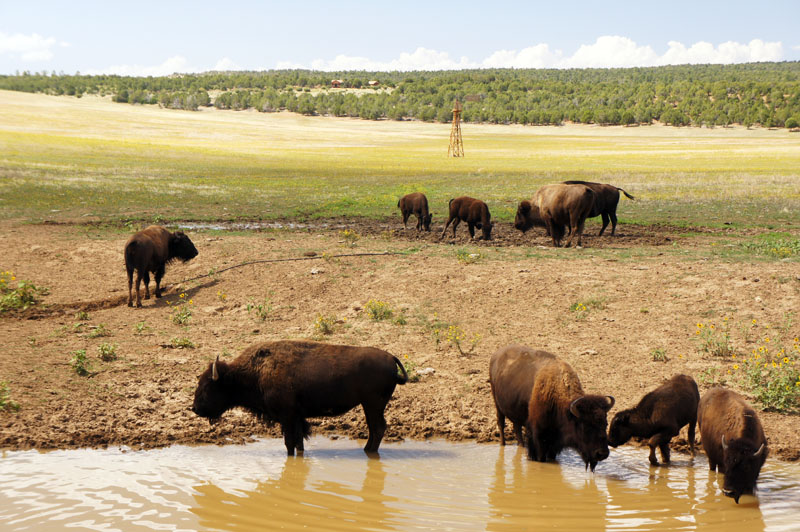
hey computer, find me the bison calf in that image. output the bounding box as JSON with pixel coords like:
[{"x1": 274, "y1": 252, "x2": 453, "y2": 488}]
[
  {"x1": 490, "y1": 345, "x2": 614, "y2": 472},
  {"x1": 440, "y1": 196, "x2": 493, "y2": 240},
  {"x1": 562, "y1": 180, "x2": 634, "y2": 236},
  {"x1": 398, "y1": 192, "x2": 432, "y2": 232},
  {"x1": 514, "y1": 184, "x2": 594, "y2": 247},
  {"x1": 698, "y1": 388, "x2": 768, "y2": 503},
  {"x1": 125, "y1": 225, "x2": 198, "y2": 307},
  {"x1": 192, "y1": 340, "x2": 408, "y2": 455},
  {"x1": 608, "y1": 374, "x2": 699, "y2": 465}
]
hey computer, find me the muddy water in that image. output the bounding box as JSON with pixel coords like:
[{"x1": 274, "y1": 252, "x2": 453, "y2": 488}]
[{"x1": 1, "y1": 438, "x2": 798, "y2": 531}]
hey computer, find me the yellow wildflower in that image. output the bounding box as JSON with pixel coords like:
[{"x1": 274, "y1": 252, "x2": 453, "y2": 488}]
[{"x1": 733, "y1": 364, "x2": 739, "y2": 370}]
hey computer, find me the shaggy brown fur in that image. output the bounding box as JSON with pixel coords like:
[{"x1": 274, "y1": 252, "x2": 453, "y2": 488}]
[
  {"x1": 514, "y1": 184, "x2": 595, "y2": 247},
  {"x1": 440, "y1": 196, "x2": 493, "y2": 240},
  {"x1": 398, "y1": 192, "x2": 432, "y2": 231},
  {"x1": 562, "y1": 180, "x2": 635, "y2": 236}
]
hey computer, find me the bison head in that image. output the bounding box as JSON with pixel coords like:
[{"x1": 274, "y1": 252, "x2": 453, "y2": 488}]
[
  {"x1": 192, "y1": 356, "x2": 231, "y2": 422},
  {"x1": 423, "y1": 212, "x2": 432, "y2": 232},
  {"x1": 721, "y1": 434, "x2": 766, "y2": 504},
  {"x1": 607, "y1": 409, "x2": 635, "y2": 447},
  {"x1": 569, "y1": 395, "x2": 615, "y2": 472},
  {"x1": 169, "y1": 231, "x2": 199, "y2": 263}
]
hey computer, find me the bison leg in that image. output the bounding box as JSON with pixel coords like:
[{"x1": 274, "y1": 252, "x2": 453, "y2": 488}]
[
  {"x1": 450, "y1": 218, "x2": 460, "y2": 238},
  {"x1": 545, "y1": 221, "x2": 560, "y2": 247},
  {"x1": 609, "y1": 212, "x2": 618, "y2": 236},
  {"x1": 440, "y1": 216, "x2": 454, "y2": 239},
  {"x1": 647, "y1": 429, "x2": 676, "y2": 465},
  {"x1": 659, "y1": 442, "x2": 671, "y2": 464},
  {"x1": 525, "y1": 423, "x2": 548, "y2": 462},
  {"x1": 496, "y1": 409, "x2": 506, "y2": 446},
  {"x1": 362, "y1": 402, "x2": 388, "y2": 453},
  {"x1": 142, "y1": 271, "x2": 151, "y2": 300},
  {"x1": 127, "y1": 267, "x2": 135, "y2": 307},
  {"x1": 154, "y1": 264, "x2": 165, "y2": 298},
  {"x1": 415, "y1": 213, "x2": 423, "y2": 231},
  {"x1": 598, "y1": 213, "x2": 610, "y2": 236},
  {"x1": 134, "y1": 271, "x2": 144, "y2": 308},
  {"x1": 467, "y1": 222, "x2": 475, "y2": 239},
  {"x1": 281, "y1": 418, "x2": 309, "y2": 456},
  {"x1": 688, "y1": 420, "x2": 697, "y2": 457},
  {"x1": 402, "y1": 211, "x2": 410, "y2": 229},
  {"x1": 512, "y1": 422, "x2": 525, "y2": 447}
]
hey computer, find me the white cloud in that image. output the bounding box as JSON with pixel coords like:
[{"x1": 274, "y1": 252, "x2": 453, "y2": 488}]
[
  {"x1": 278, "y1": 37, "x2": 784, "y2": 71},
  {"x1": 85, "y1": 55, "x2": 191, "y2": 76},
  {"x1": 0, "y1": 32, "x2": 62, "y2": 62},
  {"x1": 213, "y1": 57, "x2": 239, "y2": 71}
]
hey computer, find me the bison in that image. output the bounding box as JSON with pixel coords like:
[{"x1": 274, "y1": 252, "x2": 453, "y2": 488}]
[
  {"x1": 397, "y1": 192, "x2": 432, "y2": 232},
  {"x1": 608, "y1": 374, "x2": 700, "y2": 465},
  {"x1": 192, "y1": 340, "x2": 409, "y2": 456},
  {"x1": 562, "y1": 180, "x2": 635, "y2": 236},
  {"x1": 125, "y1": 225, "x2": 198, "y2": 307},
  {"x1": 698, "y1": 388, "x2": 768, "y2": 503},
  {"x1": 440, "y1": 196, "x2": 493, "y2": 240},
  {"x1": 514, "y1": 184, "x2": 595, "y2": 247},
  {"x1": 490, "y1": 345, "x2": 614, "y2": 471}
]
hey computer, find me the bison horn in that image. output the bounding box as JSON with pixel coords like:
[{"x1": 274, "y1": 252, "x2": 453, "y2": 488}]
[
  {"x1": 606, "y1": 396, "x2": 615, "y2": 410},
  {"x1": 212, "y1": 355, "x2": 219, "y2": 381},
  {"x1": 722, "y1": 434, "x2": 728, "y2": 450},
  {"x1": 753, "y1": 443, "x2": 765, "y2": 457},
  {"x1": 569, "y1": 398, "x2": 582, "y2": 418}
]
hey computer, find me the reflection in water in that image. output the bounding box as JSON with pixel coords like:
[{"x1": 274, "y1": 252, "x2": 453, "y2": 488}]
[{"x1": 0, "y1": 438, "x2": 798, "y2": 531}]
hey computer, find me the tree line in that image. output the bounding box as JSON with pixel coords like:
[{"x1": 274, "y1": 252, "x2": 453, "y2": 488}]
[{"x1": 1, "y1": 62, "x2": 799, "y2": 128}]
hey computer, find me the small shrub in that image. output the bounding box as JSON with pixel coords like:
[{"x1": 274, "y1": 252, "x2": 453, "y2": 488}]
[
  {"x1": 340, "y1": 229, "x2": 360, "y2": 247},
  {"x1": 0, "y1": 271, "x2": 49, "y2": 312},
  {"x1": 87, "y1": 323, "x2": 111, "y2": 338},
  {"x1": 695, "y1": 321, "x2": 735, "y2": 357},
  {"x1": 170, "y1": 337, "x2": 195, "y2": 349},
  {"x1": 133, "y1": 321, "x2": 150, "y2": 334},
  {"x1": 651, "y1": 348, "x2": 669, "y2": 362},
  {"x1": 75, "y1": 311, "x2": 90, "y2": 321},
  {"x1": 314, "y1": 314, "x2": 337, "y2": 335},
  {"x1": 98, "y1": 343, "x2": 118, "y2": 361},
  {"x1": 445, "y1": 325, "x2": 482, "y2": 356},
  {"x1": 70, "y1": 349, "x2": 92, "y2": 376},
  {"x1": 170, "y1": 293, "x2": 193, "y2": 325},
  {"x1": 247, "y1": 297, "x2": 272, "y2": 321},
  {"x1": 0, "y1": 381, "x2": 20, "y2": 412},
  {"x1": 365, "y1": 299, "x2": 393, "y2": 321},
  {"x1": 401, "y1": 354, "x2": 421, "y2": 383}
]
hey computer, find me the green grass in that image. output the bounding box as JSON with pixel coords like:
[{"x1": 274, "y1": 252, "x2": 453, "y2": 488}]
[{"x1": 1, "y1": 90, "x2": 799, "y2": 228}]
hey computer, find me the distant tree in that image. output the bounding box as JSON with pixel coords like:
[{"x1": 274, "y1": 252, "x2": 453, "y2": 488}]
[{"x1": 786, "y1": 116, "x2": 799, "y2": 129}]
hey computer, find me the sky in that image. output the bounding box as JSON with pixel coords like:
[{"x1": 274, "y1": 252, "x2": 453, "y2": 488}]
[{"x1": 2, "y1": 1, "x2": 799, "y2": 75}]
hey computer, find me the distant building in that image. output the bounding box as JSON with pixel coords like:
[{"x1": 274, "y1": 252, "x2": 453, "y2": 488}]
[
  {"x1": 331, "y1": 79, "x2": 343, "y2": 88},
  {"x1": 368, "y1": 80, "x2": 380, "y2": 87}
]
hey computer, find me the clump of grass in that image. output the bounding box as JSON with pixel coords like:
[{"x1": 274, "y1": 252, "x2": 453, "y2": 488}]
[
  {"x1": 740, "y1": 233, "x2": 800, "y2": 259},
  {"x1": 75, "y1": 310, "x2": 90, "y2": 321},
  {"x1": 340, "y1": 229, "x2": 360, "y2": 247},
  {"x1": 169, "y1": 293, "x2": 193, "y2": 325},
  {"x1": 247, "y1": 296, "x2": 272, "y2": 321},
  {"x1": 569, "y1": 296, "x2": 605, "y2": 320},
  {"x1": 170, "y1": 337, "x2": 195, "y2": 349},
  {"x1": 651, "y1": 348, "x2": 669, "y2": 362},
  {"x1": 455, "y1": 248, "x2": 482, "y2": 264},
  {"x1": 314, "y1": 314, "x2": 338, "y2": 335},
  {"x1": 365, "y1": 299, "x2": 393, "y2": 321},
  {"x1": 70, "y1": 349, "x2": 92, "y2": 376},
  {"x1": 0, "y1": 381, "x2": 21, "y2": 412},
  {"x1": 86, "y1": 323, "x2": 111, "y2": 338},
  {"x1": 0, "y1": 271, "x2": 49, "y2": 312},
  {"x1": 98, "y1": 342, "x2": 118, "y2": 361}
]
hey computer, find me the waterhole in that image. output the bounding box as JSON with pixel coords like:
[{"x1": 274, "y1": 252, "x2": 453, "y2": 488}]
[{"x1": 1, "y1": 438, "x2": 798, "y2": 531}]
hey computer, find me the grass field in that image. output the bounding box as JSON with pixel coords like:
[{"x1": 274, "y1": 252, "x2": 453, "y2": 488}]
[{"x1": 1, "y1": 89, "x2": 799, "y2": 227}]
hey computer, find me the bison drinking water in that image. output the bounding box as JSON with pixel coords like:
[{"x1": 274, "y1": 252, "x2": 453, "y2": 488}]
[
  {"x1": 192, "y1": 340, "x2": 408, "y2": 455},
  {"x1": 397, "y1": 192, "x2": 432, "y2": 232},
  {"x1": 440, "y1": 196, "x2": 493, "y2": 240},
  {"x1": 562, "y1": 180, "x2": 635, "y2": 236},
  {"x1": 489, "y1": 345, "x2": 614, "y2": 471},
  {"x1": 698, "y1": 388, "x2": 768, "y2": 503},
  {"x1": 608, "y1": 374, "x2": 700, "y2": 465},
  {"x1": 124, "y1": 225, "x2": 198, "y2": 307},
  {"x1": 514, "y1": 184, "x2": 595, "y2": 247}
]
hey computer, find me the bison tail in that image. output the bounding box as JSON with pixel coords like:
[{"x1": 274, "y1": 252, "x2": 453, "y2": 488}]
[
  {"x1": 619, "y1": 188, "x2": 635, "y2": 200},
  {"x1": 393, "y1": 356, "x2": 409, "y2": 385},
  {"x1": 448, "y1": 198, "x2": 454, "y2": 207},
  {"x1": 301, "y1": 419, "x2": 311, "y2": 441},
  {"x1": 124, "y1": 241, "x2": 137, "y2": 268}
]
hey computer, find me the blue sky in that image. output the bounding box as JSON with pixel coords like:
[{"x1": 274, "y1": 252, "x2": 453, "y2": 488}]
[{"x1": 2, "y1": 1, "x2": 799, "y2": 75}]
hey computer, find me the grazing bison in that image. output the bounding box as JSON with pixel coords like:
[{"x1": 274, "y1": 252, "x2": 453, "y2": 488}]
[
  {"x1": 124, "y1": 225, "x2": 198, "y2": 307},
  {"x1": 192, "y1": 340, "x2": 408, "y2": 455},
  {"x1": 514, "y1": 184, "x2": 595, "y2": 247},
  {"x1": 698, "y1": 388, "x2": 768, "y2": 503},
  {"x1": 562, "y1": 180, "x2": 635, "y2": 236},
  {"x1": 490, "y1": 345, "x2": 614, "y2": 471},
  {"x1": 398, "y1": 192, "x2": 432, "y2": 232},
  {"x1": 440, "y1": 196, "x2": 493, "y2": 240},
  {"x1": 608, "y1": 374, "x2": 700, "y2": 465}
]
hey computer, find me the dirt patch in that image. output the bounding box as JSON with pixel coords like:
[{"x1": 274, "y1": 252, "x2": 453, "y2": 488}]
[{"x1": 1, "y1": 219, "x2": 798, "y2": 461}]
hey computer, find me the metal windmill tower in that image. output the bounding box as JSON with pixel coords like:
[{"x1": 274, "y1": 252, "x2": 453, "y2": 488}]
[{"x1": 448, "y1": 99, "x2": 464, "y2": 157}]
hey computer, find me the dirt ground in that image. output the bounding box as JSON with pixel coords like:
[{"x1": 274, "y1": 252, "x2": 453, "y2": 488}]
[{"x1": 1, "y1": 218, "x2": 799, "y2": 461}]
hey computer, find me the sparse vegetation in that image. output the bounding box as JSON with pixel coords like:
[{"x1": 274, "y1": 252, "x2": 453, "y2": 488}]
[
  {"x1": 456, "y1": 248, "x2": 483, "y2": 264},
  {"x1": 401, "y1": 354, "x2": 421, "y2": 383},
  {"x1": 133, "y1": 321, "x2": 150, "y2": 334},
  {"x1": 313, "y1": 314, "x2": 338, "y2": 336},
  {"x1": 170, "y1": 293, "x2": 193, "y2": 325},
  {"x1": 339, "y1": 229, "x2": 360, "y2": 247},
  {"x1": 247, "y1": 296, "x2": 273, "y2": 321},
  {"x1": 98, "y1": 343, "x2": 118, "y2": 361},
  {"x1": 651, "y1": 348, "x2": 669, "y2": 363},
  {"x1": 365, "y1": 299, "x2": 393, "y2": 321},
  {"x1": 0, "y1": 271, "x2": 48, "y2": 312},
  {"x1": 0, "y1": 381, "x2": 20, "y2": 412},
  {"x1": 169, "y1": 337, "x2": 195, "y2": 349},
  {"x1": 86, "y1": 323, "x2": 111, "y2": 339},
  {"x1": 70, "y1": 349, "x2": 92, "y2": 376}
]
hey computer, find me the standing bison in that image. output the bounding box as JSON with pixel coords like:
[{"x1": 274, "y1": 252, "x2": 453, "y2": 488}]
[
  {"x1": 489, "y1": 345, "x2": 614, "y2": 471},
  {"x1": 440, "y1": 196, "x2": 493, "y2": 240},
  {"x1": 562, "y1": 180, "x2": 635, "y2": 236},
  {"x1": 125, "y1": 225, "x2": 198, "y2": 307},
  {"x1": 514, "y1": 184, "x2": 595, "y2": 247},
  {"x1": 698, "y1": 388, "x2": 768, "y2": 503},
  {"x1": 608, "y1": 374, "x2": 700, "y2": 465},
  {"x1": 192, "y1": 340, "x2": 408, "y2": 455},
  {"x1": 397, "y1": 192, "x2": 432, "y2": 231}
]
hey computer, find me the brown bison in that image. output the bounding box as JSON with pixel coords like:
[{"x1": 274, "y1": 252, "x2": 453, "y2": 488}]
[
  {"x1": 397, "y1": 192, "x2": 432, "y2": 231},
  {"x1": 124, "y1": 225, "x2": 198, "y2": 307},
  {"x1": 490, "y1": 345, "x2": 614, "y2": 471},
  {"x1": 608, "y1": 374, "x2": 700, "y2": 465},
  {"x1": 192, "y1": 340, "x2": 408, "y2": 456},
  {"x1": 514, "y1": 184, "x2": 595, "y2": 247},
  {"x1": 698, "y1": 388, "x2": 768, "y2": 503},
  {"x1": 562, "y1": 180, "x2": 635, "y2": 236},
  {"x1": 440, "y1": 196, "x2": 493, "y2": 240}
]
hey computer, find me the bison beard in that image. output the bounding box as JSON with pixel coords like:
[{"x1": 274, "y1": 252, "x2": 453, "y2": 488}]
[{"x1": 191, "y1": 340, "x2": 408, "y2": 456}]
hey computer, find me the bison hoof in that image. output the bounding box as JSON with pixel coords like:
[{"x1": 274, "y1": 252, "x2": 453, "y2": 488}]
[
  {"x1": 136, "y1": 302, "x2": 142, "y2": 308},
  {"x1": 127, "y1": 301, "x2": 133, "y2": 307}
]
